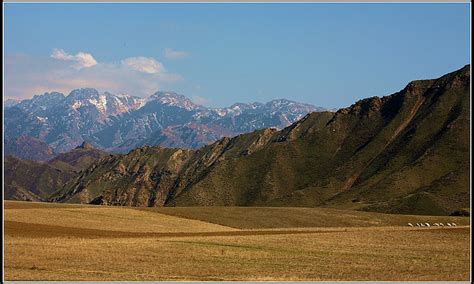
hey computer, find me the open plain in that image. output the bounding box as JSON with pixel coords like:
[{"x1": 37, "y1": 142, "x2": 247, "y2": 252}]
[{"x1": 4, "y1": 200, "x2": 471, "y2": 281}]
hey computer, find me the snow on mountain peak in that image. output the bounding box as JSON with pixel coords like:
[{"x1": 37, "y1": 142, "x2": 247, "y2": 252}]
[
  {"x1": 62, "y1": 89, "x2": 145, "y2": 117},
  {"x1": 148, "y1": 91, "x2": 201, "y2": 111},
  {"x1": 88, "y1": 95, "x2": 108, "y2": 112},
  {"x1": 67, "y1": 88, "x2": 100, "y2": 100}
]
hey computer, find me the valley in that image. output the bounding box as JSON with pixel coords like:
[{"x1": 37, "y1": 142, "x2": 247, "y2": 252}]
[{"x1": 3, "y1": 3, "x2": 470, "y2": 282}]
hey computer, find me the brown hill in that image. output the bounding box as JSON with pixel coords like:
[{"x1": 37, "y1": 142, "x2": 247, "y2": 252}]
[
  {"x1": 4, "y1": 155, "x2": 75, "y2": 201},
  {"x1": 48, "y1": 142, "x2": 109, "y2": 171},
  {"x1": 4, "y1": 144, "x2": 109, "y2": 201}
]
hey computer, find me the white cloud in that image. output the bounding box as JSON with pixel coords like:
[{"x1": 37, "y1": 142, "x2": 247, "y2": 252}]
[
  {"x1": 5, "y1": 52, "x2": 182, "y2": 100},
  {"x1": 51, "y1": 48, "x2": 97, "y2": 69},
  {"x1": 164, "y1": 48, "x2": 190, "y2": 60},
  {"x1": 122, "y1": 57, "x2": 166, "y2": 74}
]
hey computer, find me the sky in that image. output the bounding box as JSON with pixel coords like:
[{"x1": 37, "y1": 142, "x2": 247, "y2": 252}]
[{"x1": 3, "y1": 3, "x2": 470, "y2": 109}]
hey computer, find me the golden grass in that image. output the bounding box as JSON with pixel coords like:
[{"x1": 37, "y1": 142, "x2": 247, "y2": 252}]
[
  {"x1": 5, "y1": 207, "x2": 235, "y2": 233},
  {"x1": 142, "y1": 206, "x2": 471, "y2": 229},
  {"x1": 4, "y1": 201, "x2": 471, "y2": 281}
]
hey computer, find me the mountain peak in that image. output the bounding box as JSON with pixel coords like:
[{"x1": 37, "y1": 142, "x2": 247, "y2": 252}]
[
  {"x1": 152, "y1": 91, "x2": 180, "y2": 98},
  {"x1": 30, "y1": 92, "x2": 65, "y2": 103},
  {"x1": 229, "y1": 102, "x2": 251, "y2": 109},
  {"x1": 67, "y1": 88, "x2": 100, "y2": 100},
  {"x1": 148, "y1": 91, "x2": 201, "y2": 111},
  {"x1": 150, "y1": 91, "x2": 189, "y2": 102},
  {"x1": 14, "y1": 91, "x2": 65, "y2": 113},
  {"x1": 268, "y1": 98, "x2": 291, "y2": 104}
]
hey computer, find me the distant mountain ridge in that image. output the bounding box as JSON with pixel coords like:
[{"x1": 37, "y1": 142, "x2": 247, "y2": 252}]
[
  {"x1": 4, "y1": 89, "x2": 326, "y2": 156},
  {"x1": 4, "y1": 89, "x2": 144, "y2": 153}
]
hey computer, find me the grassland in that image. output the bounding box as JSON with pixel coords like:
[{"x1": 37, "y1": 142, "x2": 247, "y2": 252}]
[
  {"x1": 143, "y1": 206, "x2": 469, "y2": 229},
  {"x1": 4, "y1": 201, "x2": 471, "y2": 281}
]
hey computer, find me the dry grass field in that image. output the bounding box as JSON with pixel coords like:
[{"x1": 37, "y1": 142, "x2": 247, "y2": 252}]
[{"x1": 4, "y1": 200, "x2": 471, "y2": 281}]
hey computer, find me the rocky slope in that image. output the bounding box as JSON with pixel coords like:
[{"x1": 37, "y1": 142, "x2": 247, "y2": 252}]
[{"x1": 50, "y1": 65, "x2": 470, "y2": 215}]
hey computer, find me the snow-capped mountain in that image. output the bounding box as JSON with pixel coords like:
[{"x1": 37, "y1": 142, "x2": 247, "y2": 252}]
[
  {"x1": 4, "y1": 89, "x2": 144, "y2": 152},
  {"x1": 4, "y1": 88, "x2": 331, "y2": 155},
  {"x1": 147, "y1": 91, "x2": 203, "y2": 111},
  {"x1": 63, "y1": 88, "x2": 145, "y2": 121}
]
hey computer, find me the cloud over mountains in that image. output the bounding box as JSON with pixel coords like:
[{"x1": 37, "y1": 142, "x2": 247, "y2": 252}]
[
  {"x1": 5, "y1": 49, "x2": 182, "y2": 100},
  {"x1": 51, "y1": 48, "x2": 98, "y2": 69},
  {"x1": 122, "y1": 57, "x2": 166, "y2": 74}
]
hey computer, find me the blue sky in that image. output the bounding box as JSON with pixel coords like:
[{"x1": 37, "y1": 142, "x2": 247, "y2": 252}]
[{"x1": 4, "y1": 3, "x2": 470, "y2": 108}]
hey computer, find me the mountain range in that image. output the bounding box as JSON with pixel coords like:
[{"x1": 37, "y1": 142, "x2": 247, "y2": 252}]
[
  {"x1": 45, "y1": 65, "x2": 470, "y2": 215},
  {"x1": 4, "y1": 89, "x2": 325, "y2": 157},
  {"x1": 4, "y1": 65, "x2": 470, "y2": 216}
]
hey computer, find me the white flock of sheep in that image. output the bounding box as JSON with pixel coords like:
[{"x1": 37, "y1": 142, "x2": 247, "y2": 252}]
[{"x1": 406, "y1": 222, "x2": 457, "y2": 227}]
